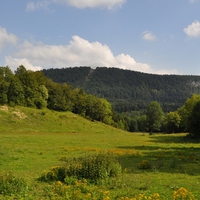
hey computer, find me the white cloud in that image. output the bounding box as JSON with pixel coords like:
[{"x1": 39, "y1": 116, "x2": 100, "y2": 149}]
[
  {"x1": 184, "y1": 20, "x2": 200, "y2": 37},
  {"x1": 3, "y1": 34, "x2": 178, "y2": 75},
  {"x1": 116, "y1": 54, "x2": 150, "y2": 72},
  {"x1": 26, "y1": 0, "x2": 126, "y2": 11},
  {"x1": 26, "y1": 0, "x2": 52, "y2": 11},
  {"x1": 7, "y1": 36, "x2": 153, "y2": 73},
  {"x1": 5, "y1": 56, "x2": 42, "y2": 71},
  {"x1": 189, "y1": 0, "x2": 198, "y2": 3},
  {"x1": 53, "y1": 0, "x2": 126, "y2": 9},
  {"x1": 142, "y1": 31, "x2": 156, "y2": 41},
  {"x1": 0, "y1": 27, "x2": 18, "y2": 51}
]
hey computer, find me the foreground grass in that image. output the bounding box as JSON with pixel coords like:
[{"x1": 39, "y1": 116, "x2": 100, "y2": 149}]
[{"x1": 0, "y1": 106, "x2": 200, "y2": 199}]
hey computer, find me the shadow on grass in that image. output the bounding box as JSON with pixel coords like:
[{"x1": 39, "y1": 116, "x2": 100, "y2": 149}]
[
  {"x1": 117, "y1": 140, "x2": 200, "y2": 175},
  {"x1": 149, "y1": 133, "x2": 200, "y2": 144}
]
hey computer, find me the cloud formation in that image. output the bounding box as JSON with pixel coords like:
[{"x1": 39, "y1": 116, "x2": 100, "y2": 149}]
[
  {"x1": 26, "y1": 0, "x2": 51, "y2": 11},
  {"x1": 189, "y1": 0, "x2": 198, "y2": 3},
  {"x1": 26, "y1": 0, "x2": 126, "y2": 11},
  {"x1": 0, "y1": 25, "x2": 177, "y2": 75},
  {"x1": 184, "y1": 21, "x2": 200, "y2": 37},
  {"x1": 5, "y1": 56, "x2": 42, "y2": 71},
  {"x1": 6, "y1": 35, "x2": 152, "y2": 73},
  {"x1": 0, "y1": 27, "x2": 18, "y2": 51},
  {"x1": 54, "y1": 0, "x2": 126, "y2": 9},
  {"x1": 142, "y1": 31, "x2": 156, "y2": 41}
]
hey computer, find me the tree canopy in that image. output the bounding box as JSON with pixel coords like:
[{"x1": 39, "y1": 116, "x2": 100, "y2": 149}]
[
  {"x1": 0, "y1": 66, "x2": 114, "y2": 126},
  {"x1": 146, "y1": 101, "x2": 164, "y2": 133}
]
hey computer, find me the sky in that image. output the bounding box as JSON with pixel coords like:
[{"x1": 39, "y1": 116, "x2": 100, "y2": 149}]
[{"x1": 0, "y1": 0, "x2": 200, "y2": 75}]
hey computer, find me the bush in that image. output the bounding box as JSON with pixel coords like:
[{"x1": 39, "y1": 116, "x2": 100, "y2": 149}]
[
  {"x1": 39, "y1": 152, "x2": 122, "y2": 184},
  {"x1": 78, "y1": 153, "x2": 122, "y2": 183},
  {"x1": 39, "y1": 166, "x2": 66, "y2": 182},
  {"x1": 0, "y1": 172, "x2": 27, "y2": 196}
]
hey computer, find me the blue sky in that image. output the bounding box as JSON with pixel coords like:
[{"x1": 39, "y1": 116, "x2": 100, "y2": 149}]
[{"x1": 0, "y1": 0, "x2": 200, "y2": 75}]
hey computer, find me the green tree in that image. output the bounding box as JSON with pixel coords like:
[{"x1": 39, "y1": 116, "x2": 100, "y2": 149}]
[
  {"x1": 164, "y1": 111, "x2": 181, "y2": 133},
  {"x1": 0, "y1": 67, "x2": 9, "y2": 104},
  {"x1": 137, "y1": 115, "x2": 147, "y2": 132},
  {"x1": 188, "y1": 101, "x2": 200, "y2": 138},
  {"x1": 72, "y1": 89, "x2": 87, "y2": 116},
  {"x1": 4, "y1": 66, "x2": 25, "y2": 106},
  {"x1": 15, "y1": 65, "x2": 50, "y2": 108},
  {"x1": 47, "y1": 80, "x2": 73, "y2": 111},
  {"x1": 178, "y1": 94, "x2": 200, "y2": 131},
  {"x1": 146, "y1": 101, "x2": 164, "y2": 133},
  {"x1": 34, "y1": 85, "x2": 48, "y2": 109}
]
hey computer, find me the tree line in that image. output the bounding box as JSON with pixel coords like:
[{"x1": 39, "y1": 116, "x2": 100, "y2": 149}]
[
  {"x1": 120, "y1": 94, "x2": 200, "y2": 139},
  {"x1": 1, "y1": 65, "x2": 200, "y2": 138}
]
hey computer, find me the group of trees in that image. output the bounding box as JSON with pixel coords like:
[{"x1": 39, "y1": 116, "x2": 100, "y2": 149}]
[
  {"x1": 120, "y1": 94, "x2": 200, "y2": 138},
  {"x1": 0, "y1": 66, "x2": 114, "y2": 125}
]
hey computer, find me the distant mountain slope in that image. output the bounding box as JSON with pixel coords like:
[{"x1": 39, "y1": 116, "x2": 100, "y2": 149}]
[{"x1": 42, "y1": 67, "x2": 200, "y2": 112}]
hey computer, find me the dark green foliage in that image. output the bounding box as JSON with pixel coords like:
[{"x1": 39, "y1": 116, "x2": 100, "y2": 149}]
[
  {"x1": 0, "y1": 66, "x2": 114, "y2": 126},
  {"x1": 42, "y1": 67, "x2": 200, "y2": 113},
  {"x1": 146, "y1": 101, "x2": 164, "y2": 133},
  {"x1": 164, "y1": 111, "x2": 181, "y2": 133},
  {"x1": 178, "y1": 94, "x2": 200, "y2": 132},
  {"x1": 188, "y1": 101, "x2": 200, "y2": 138},
  {"x1": 39, "y1": 166, "x2": 66, "y2": 182},
  {"x1": 46, "y1": 80, "x2": 74, "y2": 111}
]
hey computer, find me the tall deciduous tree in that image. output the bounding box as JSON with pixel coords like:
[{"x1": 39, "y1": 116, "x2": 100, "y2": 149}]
[
  {"x1": 164, "y1": 111, "x2": 181, "y2": 133},
  {"x1": 188, "y1": 101, "x2": 200, "y2": 138},
  {"x1": 0, "y1": 67, "x2": 9, "y2": 104},
  {"x1": 4, "y1": 66, "x2": 25, "y2": 106},
  {"x1": 178, "y1": 94, "x2": 200, "y2": 131},
  {"x1": 146, "y1": 101, "x2": 164, "y2": 133}
]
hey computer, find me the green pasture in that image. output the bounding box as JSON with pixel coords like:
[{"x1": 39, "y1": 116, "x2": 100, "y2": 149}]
[{"x1": 0, "y1": 106, "x2": 200, "y2": 199}]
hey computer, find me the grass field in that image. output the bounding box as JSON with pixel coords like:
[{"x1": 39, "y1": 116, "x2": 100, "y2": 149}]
[{"x1": 0, "y1": 106, "x2": 200, "y2": 199}]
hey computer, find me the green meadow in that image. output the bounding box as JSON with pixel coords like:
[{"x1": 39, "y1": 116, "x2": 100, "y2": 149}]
[{"x1": 0, "y1": 106, "x2": 200, "y2": 199}]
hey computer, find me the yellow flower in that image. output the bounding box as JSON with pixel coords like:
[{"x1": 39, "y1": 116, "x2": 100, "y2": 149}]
[
  {"x1": 173, "y1": 187, "x2": 196, "y2": 200},
  {"x1": 103, "y1": 197, "x2": 110, "y2": 200}
]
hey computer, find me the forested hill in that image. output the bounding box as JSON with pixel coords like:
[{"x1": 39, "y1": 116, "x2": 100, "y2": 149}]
[{"x1": 42, "y1": 67, "x2": 200, "y2": 113}]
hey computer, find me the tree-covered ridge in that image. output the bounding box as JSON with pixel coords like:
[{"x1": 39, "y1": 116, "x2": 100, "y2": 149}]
[
  {"x1": 2, "y1": 65, "x2": 200, "y2": 137},
  {"x1": 42, "y1": 67, "x2": 200, "y2": 113}
]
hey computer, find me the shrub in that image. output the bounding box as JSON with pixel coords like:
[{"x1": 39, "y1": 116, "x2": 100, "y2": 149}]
[
  {"x1": 39, "y1": 166, "x2": 66, "y2": 182},
  {"x1": 77, "y1": 152, "x2": 122, "y2": 183},
  {"x1": 0, "y1": 172, "x2": 27, "y2": 196},
  {"x1": 39, "y1": 152, "x2": 122, "y2": 184}
]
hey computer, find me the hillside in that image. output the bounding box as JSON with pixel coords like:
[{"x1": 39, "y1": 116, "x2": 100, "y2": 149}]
[
  {"x1": 42, "y1": 67, "x2": 200, "y2": 112},
  {"x1": 0, "y1": 105, "x2": 125, "y2": 134}
]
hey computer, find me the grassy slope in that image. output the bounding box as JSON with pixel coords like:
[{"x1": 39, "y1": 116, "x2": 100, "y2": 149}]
[{"x1": 0, "y1": 106, "x2": 200, "y2": 199}]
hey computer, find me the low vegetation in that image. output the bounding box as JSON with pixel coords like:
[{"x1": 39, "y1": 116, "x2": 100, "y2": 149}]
[{"x1": 0, "y1": 106, "x2": 200, "y2": 199}]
